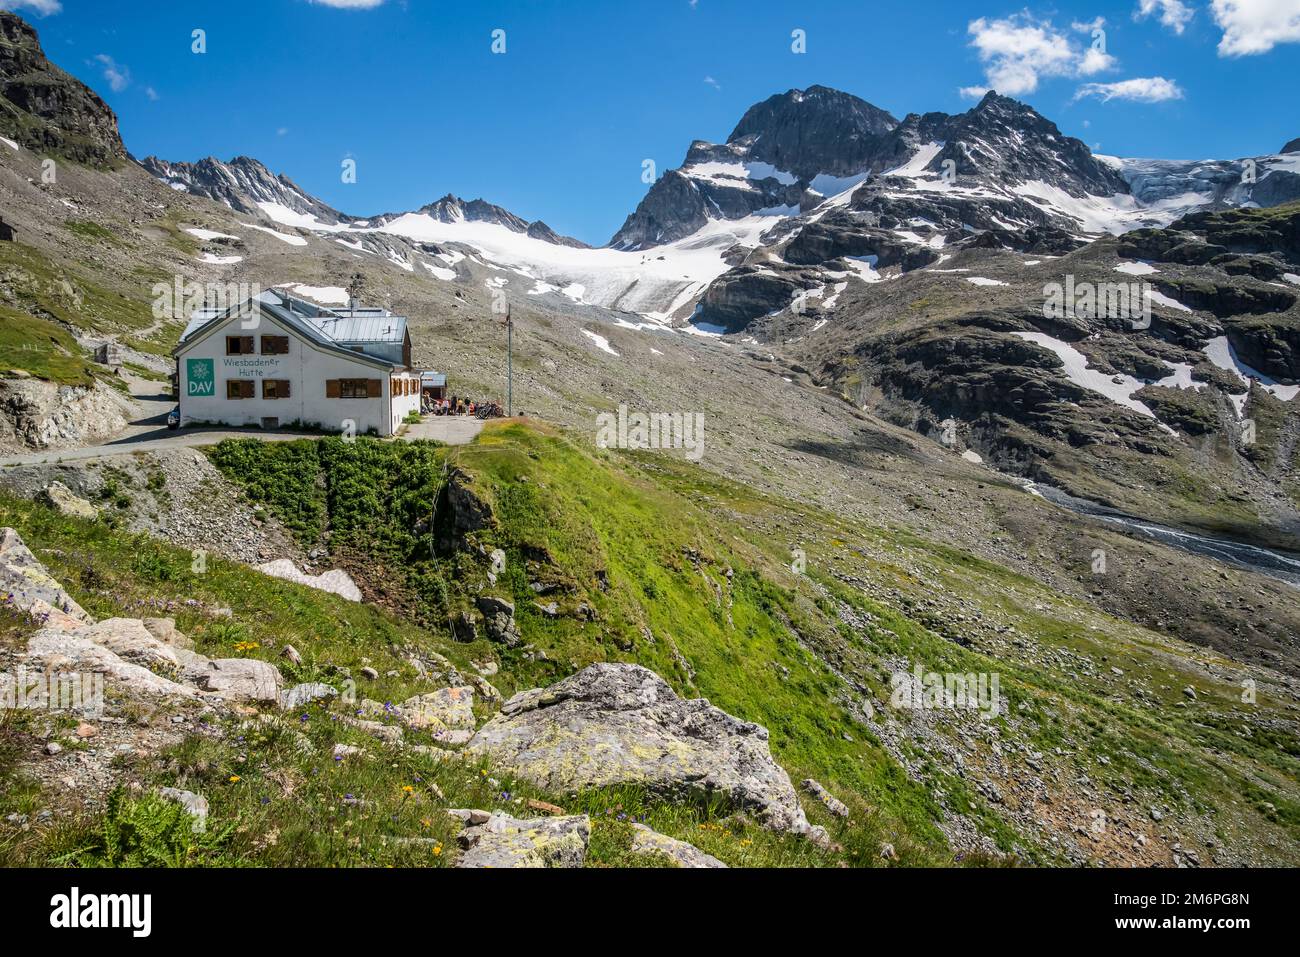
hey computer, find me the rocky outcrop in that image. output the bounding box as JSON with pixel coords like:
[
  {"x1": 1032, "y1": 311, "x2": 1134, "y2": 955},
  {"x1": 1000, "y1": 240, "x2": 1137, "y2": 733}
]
[
  {"x1": 475, "y1": 595, "x2": 521, "y2": 647},
  {"x1": 25, "y1": 627, "x2": 197, "y2": 698},
  {"x1": 697, "y1": 262, "x2": 827, "y2": 333},
  {"x1": 0, "y1": 12, "x2": 128, "y2": 167},
  {"x1": 1226, "y1": 319, "x2": 1300, "y2": 383},
  {"x1": 38, "y1": 482, "x2": 98, "y2": 520},
  {"x1": 1120, "y1": 204, "x2": 1300, "y2": 271},
  {"x1": 0, "y1": 525, "x2": 92, "y2": 625},
  {"x1": 435, "y1": 468, "x2": 495, "y2": 550},
  {"x1": 451, "y1": 810, "x2": 591, "y2": 868},
  {"x1": 4, "y1": 528, "x2": 284, "y2": 703},
  {"x1": 467, "y1": 663, "x2": 822, "y2": 839},
  {"x1": 629, "y1": 823, "x2": 727, "y2": 867},
  {"x1": 399, "y1": 686, "x2": 475, "y2": 733},
  {"x1": 802, "y1": 778, "x2": 850, "y2": 818},
  {"x1": 0, "y1": 377, "x2": 133, "y2": 454}
]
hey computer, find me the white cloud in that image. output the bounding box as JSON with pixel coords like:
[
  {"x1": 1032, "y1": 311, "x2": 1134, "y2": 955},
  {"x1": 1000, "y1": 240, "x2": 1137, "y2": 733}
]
[
  {"x1": 0, "y1": 1, "x2": 62, "y2": 15},
  {"x1": 1212, "y1": 0, "x2": 1300, "y2": 56},
  {"x1": 963, "y1": 14, "x2": 1116, "y2": 96},
  {"x1": 144, "y1": 86, "x2": 159, "y2": 101},
  {"x1": 1078, "y1": 45, "x2": 1117, "y2": 75},
  {"x1": 1134, "y1": 0, "x2": 1195, "y2": 34},
  {"x1": 703, "y1": 75, "x2": 721, "y2": 90},
  {"x1": 1074, "y1": 76, "x2": 1185, "y2": 102},
  {"x1": 93, "y1": 54, "x2": 129, "y2": 93},
  {"x1": 308, "y1": 0, "x2": 386, "y2": 7}
]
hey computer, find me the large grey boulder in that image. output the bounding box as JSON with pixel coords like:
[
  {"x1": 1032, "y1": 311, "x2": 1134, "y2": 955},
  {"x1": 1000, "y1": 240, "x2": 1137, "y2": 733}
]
[
  {"x1": 455, "y1": 811, "x2": 590, "y2": 868},
  {"x1": 39, "y1": 482, "x2": 98, "y2": 520},
  {"x1": 0, "y1": 527, "x2": 93, "y2": 625},
  {"x1": 630, "y1": 824, "x2": 727, "y2": 868},
  {"x1": 142, "y1": 618, "x2": 194, "y2": 650},
  {"x1": 399, "y1": 686, "x2": 475, "y2": 732},
  {"x1": 26, "y1": 628, "x2": 198, "y2": 698},
  {"x1": 475, "y1": 596, "x2": 522, "y2": 648},
  {"x1": 80, "y1": 618, "x2": 182, "y2": 669},
  {"x1": 467, "y1": 663, "x2": 817, "y2": 837},
  {"x1": 187, "y1": 657, "x2": 283, "y2": 702}
]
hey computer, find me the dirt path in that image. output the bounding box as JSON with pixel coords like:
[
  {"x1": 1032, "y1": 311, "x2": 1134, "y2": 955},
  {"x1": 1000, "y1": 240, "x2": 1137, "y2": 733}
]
[
  {"x1": 1, "y1": 392, "x2": 487, "y2": 467},
  {"x1": 400, "y1": 416, "x2": 485, "y2": 444}
]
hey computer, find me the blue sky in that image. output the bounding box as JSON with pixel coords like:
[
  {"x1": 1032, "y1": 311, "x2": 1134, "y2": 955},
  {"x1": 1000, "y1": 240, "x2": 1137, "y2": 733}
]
[{"x1": 10, "y1": 0, "x2": 1300, "y2": 244}]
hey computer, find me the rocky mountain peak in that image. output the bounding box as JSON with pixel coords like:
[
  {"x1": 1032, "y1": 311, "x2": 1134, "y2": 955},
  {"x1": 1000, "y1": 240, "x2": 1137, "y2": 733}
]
[
  {"x1": 932, "y1": 91, "x2": 1128, "y2": 197},
  {"x1": 727, "y1": 84, "x2": 899, "y2": 180},
  {"x1": 418, "y1": 194, "x2": 531, "y2": 231},
  {"x1": 141, "y1": 154, "x2": 347, "y2": 225},
  {"x1": 610, "y1": 85, "x2": 897, "y2": 249},
  {"x1": 405, "y1": 194, "x2": 588, "y2": 247},
  {"x1": 0, "y1": 11, "x2": 127, "y2": 168},
  {"x1": 1283, "y1": 137, "x2": 1300, "y2": 154}
]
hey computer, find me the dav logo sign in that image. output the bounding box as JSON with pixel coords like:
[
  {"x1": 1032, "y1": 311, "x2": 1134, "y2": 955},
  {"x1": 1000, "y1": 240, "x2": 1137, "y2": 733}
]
[{"x1": 187, "y1": 358, "x2": 215, "y2": 396}]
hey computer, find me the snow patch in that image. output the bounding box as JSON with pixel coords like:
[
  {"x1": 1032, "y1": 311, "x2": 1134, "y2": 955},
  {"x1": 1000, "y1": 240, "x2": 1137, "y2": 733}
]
[
  {"x1": 422, "y1": 262, "x2": 457, "y2": 281},
  {"x1": 1145, "y1": 287, "x2": 1192, "y2": 313},
  {"x1": 1203, "y1": 336, "x2": 1299, "y2": 410},
  {"x1": 257, "y1": 560, "x2": 362, "y2": 602},
  {"x1": 184, "y1": 227, "x2": 240, "y2": 241},
  {"x1": 581, "y1": 329, "x2": 619, "y2": 356},
  {"x1": 242, "y1": 222, "x2": 309, "y2": 246},
  {"x1": 280, "y1": 284, "x2": 350, "y2": 305},
  {"x1": 1013, "y1": 331, "x2": 1161, "y2": 421}
]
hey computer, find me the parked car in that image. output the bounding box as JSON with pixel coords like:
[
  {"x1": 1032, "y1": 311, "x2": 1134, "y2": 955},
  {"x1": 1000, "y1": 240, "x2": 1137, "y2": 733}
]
[{"x1": 166, "y1": 406, "x2": 180, "y2": 430}]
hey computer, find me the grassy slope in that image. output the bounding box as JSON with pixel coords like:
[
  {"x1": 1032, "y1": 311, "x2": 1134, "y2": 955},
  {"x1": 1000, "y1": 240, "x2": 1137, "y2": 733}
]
[
  {"x1": 0, "y1": 235, "x2": 167, "y2": 394},
  {"x1": 3, "y1": 421, "x2": 1297, "y2": 866},
  {"x1": 0, "y1": 306, "x2": 97, "y2": 386},
  {"x1": 208, "y1": 422, "x2": 1299, "y2": 864}
]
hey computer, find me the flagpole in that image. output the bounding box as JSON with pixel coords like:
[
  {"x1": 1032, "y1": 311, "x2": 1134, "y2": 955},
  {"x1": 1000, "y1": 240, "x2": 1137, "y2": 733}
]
[{"x1": 506, "y1": 305, "x2": 513, "y2": 417}]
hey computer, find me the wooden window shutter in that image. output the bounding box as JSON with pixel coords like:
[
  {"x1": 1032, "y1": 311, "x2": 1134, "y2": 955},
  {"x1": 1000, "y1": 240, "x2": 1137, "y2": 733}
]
[
  {"x1": 242, "y1": 336, "x2": 255, "y2": 354},
  {"x1": 368, "y1": 379, "x2": 382, "y2": 398},
  {"x1": 241, "y1": 380, "x2": 254, "y2": 398},
  {"x1": 326, "y1": 379, "x2": 340, "y2": 398},
  {"x1": 281, "y1": 379, "x2": 290, "y2": 399}
]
